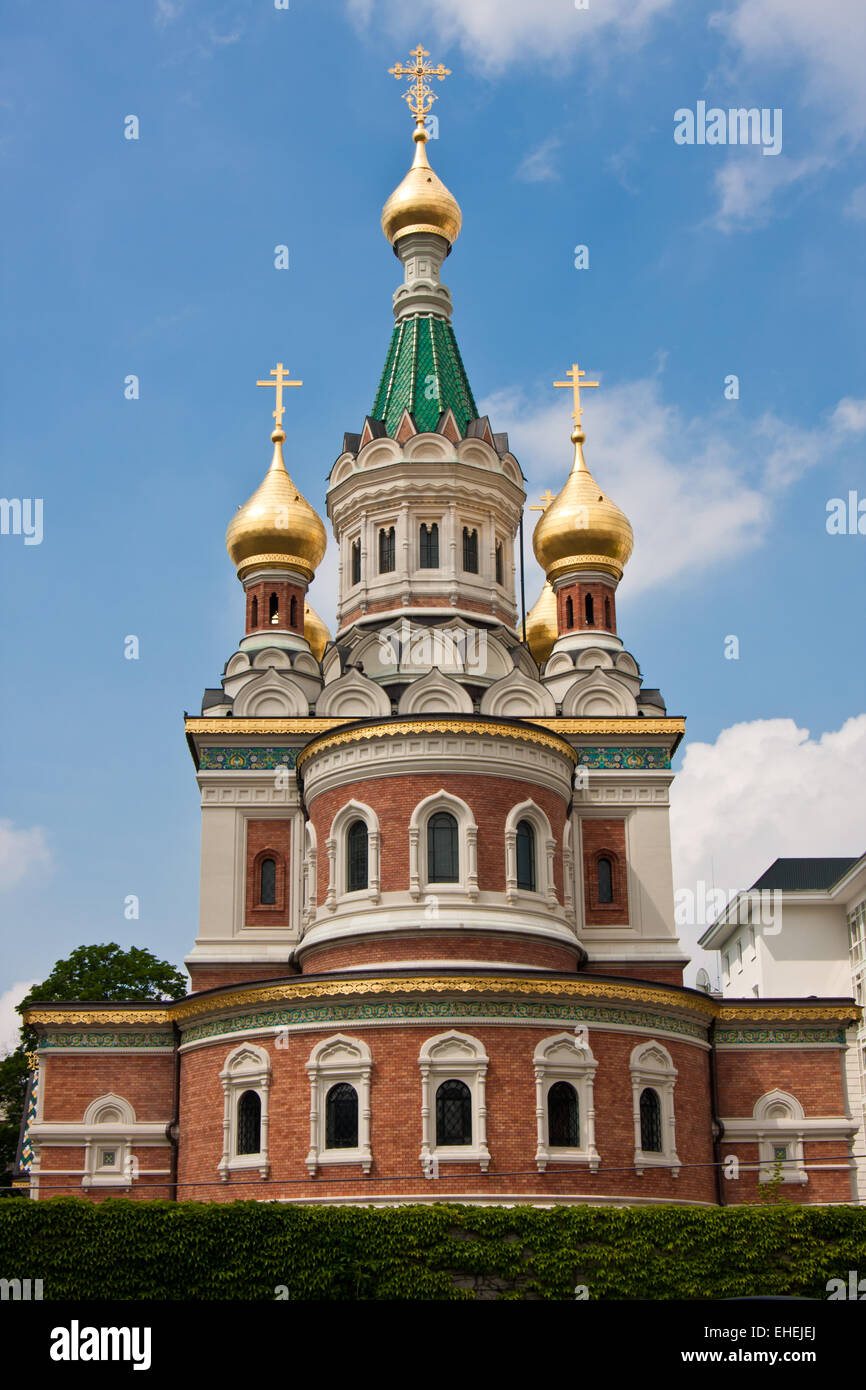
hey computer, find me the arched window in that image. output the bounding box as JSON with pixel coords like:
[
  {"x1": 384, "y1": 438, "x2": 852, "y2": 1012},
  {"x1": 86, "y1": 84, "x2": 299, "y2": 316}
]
[
  {"x1": 640, "y1": 1088, "x2": 662, "y2": 1152},
  {"x1": 237, "y1": 1090, "x2": 261, "y2": 1155},
  {"x1": 435, "y1": 1079, "x2": 472, "y2": 1146},
  {"x1": 251, "y1": 595, "x2": 258, "y2": 627},
  {"x1": 325, "y1": 1082, "x2": 359, "y2": 1149},
  {"x1": 419, "y1": 523, "x2": 439, "y2": 568},
  {"x1": 495, "y1": 542, "x2": 503, "y2": 585},
  {"x1": 269, "y1": 592, "x2": 279, "y2": 625},
  {"x1": 597, "y1": 856, "x2": 613, "y2": 904},
  {"x1": 565, "y1": 596, "x2": 574, "y2": 629},
  {"x1": 604, "y1": 595, "x2": 611, "y2": 629},
  {"x1": 516, "y1": 819, "x2": 536, "y2": 892},
  {"x1": 428, "y1": 812, "x2": 459, "y2": 883},
  {"x1": 346, "y1": 820, "x2": 369, "y2": 892},
  {"x1": 290, "y1": 595, "x2": 298, "y2": 628},
  {"x1": 584, "y1": 592, "x2": 594, "y2": 625},
  {"x1": 462, "y1": 527, "x2": 478, "y2": 573},
  {"x1": 548, "y1": 1081, "x2": 580, "y2": 1147},
  {"x1": 260, "y1": 857, "x2": 277, "y2": 905},
  {"x1": 379, "y1": 527, "x2": 396, "y2": 573},
  {"x1": 351, "y1": 539, "x2": 361, "y2": 585}
]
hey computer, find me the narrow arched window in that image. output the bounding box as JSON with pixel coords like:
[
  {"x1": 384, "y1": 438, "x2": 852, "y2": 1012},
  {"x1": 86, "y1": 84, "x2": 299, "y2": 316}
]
[
  {"x1": 584, "y1": 592, "x2": 594, "y2": 625},
  {"x1": 346, "y1": 820, "x2": 368, "y2": 892},
  {"x1": 237, "y1": 1090, "x2": 261, "y2": 1155},
  {"x1": 251, "y1": 595, "x2": 258, "y2": 627},
  {"x1": 428, "y1": 812, "x2": 458, "y2": 883},
  {"x1": 548, "y1": 1081, "x2": 580, "y2": 1147},
  {"x1": 351, "y1": 539, "x2": 361, "y2": 586},
  {"x1": 325, "y1": 1083, "x2": 359, "y2": 1149},
  {"x1": 419, "y1": 523, "x2": 439, "y2": 568},
  {"x1": 379, "y1": 527, "x2": 396, "y2": 573},
  {"x1": 640, "y1": 1087, "x2": 663, "y2": 1152},
  {"x1": 604, "y1": 595, "x2": 611, "y2": 629},
  {"x1": 516, "y1": 819, "x2": 536, "y2": 892},
  {"x1": 495, "y1": 542, "x2": 503, "y2": 585},
  {"x1": 597, "y1": 856, "x2": 613, "y2": 904},
  {"x1": 435, "y1": 1079, "x2": 472, "y2": 1145},
  {"x1": 269, "y1": 592, "x2": 279, "y2": 625},
  {"x1": 462, "y1": 527, "x2": 478, "y2": 573},
  {"x1": 290, "y1": 595, "x2": 298, "y2": 628},
  {"x1": 565, "y1": 596, "x2": 574, "y2": 629},
  {"x1": 260, "y1": 857, "x2": 277, "y2": 905}
]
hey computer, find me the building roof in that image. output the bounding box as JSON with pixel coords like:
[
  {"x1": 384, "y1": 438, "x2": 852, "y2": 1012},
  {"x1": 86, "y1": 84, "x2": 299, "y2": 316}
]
[
  {"x1": 750, "y1": 857, "x2": 861, "y2": 892},
  {"x1": 371, "y1": 313, "x2": 477, "y2": 435}
]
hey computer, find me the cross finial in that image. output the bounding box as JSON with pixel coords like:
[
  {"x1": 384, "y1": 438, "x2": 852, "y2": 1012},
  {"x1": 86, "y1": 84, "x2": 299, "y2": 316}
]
[
  {"x1": 256, "y1": 362, "x2": 302, "y2": 430},
  {"x1": 554, "y1": 362, "x2": 599, "y2": 435},
  {"x1": 529, "y1": 489, "x2": 556, "y2": 513},
  {"x1": 389, "y1": 44, "x2": 451, "y2": 127}
]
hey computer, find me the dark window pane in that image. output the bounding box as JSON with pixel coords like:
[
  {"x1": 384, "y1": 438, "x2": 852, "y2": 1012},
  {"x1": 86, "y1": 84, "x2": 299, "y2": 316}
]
[
  {"x1": 428, "y1": 812, "x2": 458, "y2": 883},
  {"x1": 351, "y1": 540, "x2": 361, "y2": 585},
  {"x1": 640, "y1": 1088, "x2": 663, "y2": 1152},
  {"x1": 379, "y1": 527, "x2": 396, "y2": 573},
  {"x1": 237, "y1": 1090, "x2": 261, "y2": 1154},
  {"x1": 566, "y1": 596, "x2": 574, "y2": 629},
  {"x1": 260, "y1": 857, "x2": 277, "y2": 905},
  {"x1": 346, "y1": 820, "x2": 368, "y2": 892},
  {"x1": 435, "y1": 1079, "x2": 472, "y2": 1145},
  {"x1": 251, "y1": 596, "x2": 258, "y2": 627},
  {"x1": 584, "y1": 592, "x2": 594, "y2": 625},
  {"x1": 420, "y1": 523, "x2": 439, "y2": 568},
  {"x1": 269, "y1": 592, "x2": 279, "y2": 623},
  {"x1": 516, "y1": 819, "x2": 536, "y2": 892},
  {"x1": 604, "y1": 596, "x2": 612, "y2": 629},
  {"x1": 495, "y1": 542, "x2": 503, "y2": 585},
  {"x1": 462, "y1": 527, "x2": 478, "y2": 573},
  {"x1": 548, "y1": 1081, "x2": 580, "y2": 1147},
  {"x1": 325, "y1": 1083, "x2": 358, "y2": 1148},
  {"x1": 597, "y1": 856, "x2": 613, "y2": 904}
]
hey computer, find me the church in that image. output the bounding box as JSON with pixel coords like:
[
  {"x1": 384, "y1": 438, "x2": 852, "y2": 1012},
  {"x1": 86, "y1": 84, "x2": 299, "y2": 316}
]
[{"x1": 21, "y1": 50, "x2": 860, "y2": 1207}]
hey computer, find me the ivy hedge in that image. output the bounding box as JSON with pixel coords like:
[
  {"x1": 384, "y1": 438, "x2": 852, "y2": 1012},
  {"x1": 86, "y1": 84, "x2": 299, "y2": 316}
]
[{"x1": 1, "y1": 1199, "x2": 864, "y2": 1300}]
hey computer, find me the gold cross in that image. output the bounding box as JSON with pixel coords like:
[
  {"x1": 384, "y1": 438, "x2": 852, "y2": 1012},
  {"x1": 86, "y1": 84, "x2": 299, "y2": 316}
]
[
  {"x1": 554, "y1": 362, "x2": 599, "y2": 431},
  {"x1": 529, "y1": 489, "x2": 556, "y2": 513},
  {"x1": 389, "y1": 45, "x2": 450, "y2": 124},
  {"x1": 256, "y1": 362, "x2": 302, "y2": 429}
]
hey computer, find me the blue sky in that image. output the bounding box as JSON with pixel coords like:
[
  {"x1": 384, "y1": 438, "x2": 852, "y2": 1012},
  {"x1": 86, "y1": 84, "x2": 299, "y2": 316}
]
[{"x1": 1, "y1": 0, "x2": 865, "y2": 1028}]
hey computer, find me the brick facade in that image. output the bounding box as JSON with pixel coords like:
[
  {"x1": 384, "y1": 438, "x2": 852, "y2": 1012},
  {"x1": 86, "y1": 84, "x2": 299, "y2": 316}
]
[
  {"x1": 581, "y1": 818, "x2": 629, "y2": 926},
  {"x1": 244, "y1": 578, "x2": 305, "y2": 636},
  {"x1": 244, "y1": 818, "x2": 292, "y2": 927},
  {"x1": 300, "y1": 932, "x2": 580, "y2": 974},
  {"x1": 556, "y1": 579, "x2": 617, "y2": 635}
]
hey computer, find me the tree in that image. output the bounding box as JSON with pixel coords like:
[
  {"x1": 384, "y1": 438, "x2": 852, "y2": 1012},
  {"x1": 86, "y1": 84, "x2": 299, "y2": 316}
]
[{"x1": 1, "y1": 944, "x2": 187, "y2": 1189}]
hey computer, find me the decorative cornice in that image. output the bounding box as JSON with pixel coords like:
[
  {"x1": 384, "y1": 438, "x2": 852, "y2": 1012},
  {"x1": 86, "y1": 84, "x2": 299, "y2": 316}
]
[
  {"x1": 188, "y1": 719, "x2": 344, "y2": 736},
  {"x1": 198, "y1": 746, "x2": 301, "y2": 771},
  {"x1": 186, "y1": 716, "x2": 686, "y2": 742},
  {"x1": 718, "y1": 1004, "x2": 859, "y2": 1023},
  {"x1": 534, "y1": 719, "x2": 685, "y2": 738},
  {"x1": 575, "y1": 747, "x2": 671, "y2": 770},
  {"x1": 296, "y1": 720, "x2": 580, "y2": 770}
]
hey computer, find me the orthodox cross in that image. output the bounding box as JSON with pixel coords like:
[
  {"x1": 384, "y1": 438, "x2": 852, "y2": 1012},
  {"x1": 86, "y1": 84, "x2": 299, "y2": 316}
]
[
  {"x1": 256, "y1": 362, "x2": 302, "y2": 429},
  {"x1": 389, "y1": 45, "x2": 450, "y2": 124},
  {"x1": 554, "y1": 362, "x2": 599, "y2": 432},
  {"x1": 529, "y1": 490, "x2": 556, "y2": 513}
]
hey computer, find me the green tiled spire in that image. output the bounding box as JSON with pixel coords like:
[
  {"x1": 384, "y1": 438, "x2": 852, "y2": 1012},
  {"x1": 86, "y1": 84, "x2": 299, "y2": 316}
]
[{"x1": 371, "y1": 314, "x2": 478, "y2": 436}]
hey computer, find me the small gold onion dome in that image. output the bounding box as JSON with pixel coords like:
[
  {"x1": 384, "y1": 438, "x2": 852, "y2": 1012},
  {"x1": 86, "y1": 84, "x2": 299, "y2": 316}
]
[
  {"x1": 532, "y1": 429, "x2": 634, "y2": 582},
  {"x1": 226, "y1": 426, "x2": 327, "y2": 583},
  {"x1": 525, "y1": 580, "x2": 558, "y2": 666},
  {"x1": 303, "y1": 600, "x2": 331, "y2": 662},
  {"x1": 381, "y1": 126, "x2": 462, "y2": 248}
]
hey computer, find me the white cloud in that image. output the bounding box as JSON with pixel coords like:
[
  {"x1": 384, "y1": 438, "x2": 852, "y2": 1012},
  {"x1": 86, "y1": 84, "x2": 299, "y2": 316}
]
[
  {"x1": 709, "y1": 153, "x2": 826, "y2": 232},
  {"x1": 0, "y1": 980, "x2": 38, "y2": 1056},
  {"x1": 346, "y1": 0, "x2": 677, "y2": 70},
  {"x1": 844, "y1": 184, "x2": 866, "y2": 220},
  {"x1": 0, "y1": 820, "x2": 50, "y2": 891},
  {"x1": 479, "y1": 375, "x2": 858, "y2": 599},
  {"x1": 670, "y1": 715, "x2": 866, "y2": 973},
  {"x1": 517, "y1": 136, "x2": 562, "y2": 183},
  {"x1": 155, "y1": 0, "x2": 183, "y2": 26}
]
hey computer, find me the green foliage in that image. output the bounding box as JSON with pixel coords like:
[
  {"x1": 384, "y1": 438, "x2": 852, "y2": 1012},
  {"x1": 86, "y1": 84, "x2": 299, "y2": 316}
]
[
  {"x1": 0, "y1": 1200, "x2": 864, "y2": 1300},
  {"x1": 0, "y1": 1051, "x2": 29, "y2": 1179}
]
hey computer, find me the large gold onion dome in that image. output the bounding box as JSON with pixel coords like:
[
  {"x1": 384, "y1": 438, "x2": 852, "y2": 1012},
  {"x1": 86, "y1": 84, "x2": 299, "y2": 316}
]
[
  {"x1": 532, "y1": 429, "x2": 634, "y2": 583},
  {"x1": 303, "y1": 600, "x2": 331, "y2": 662},
  {"x1": 226, "y1": 425, "x2": 327, "y2": 582},
  {"x1": 381, "y1": 126, "x2": 462, "y2": 249},
  {"x1": 525, "y1": 580, "x2": 558, "y2": 666}
]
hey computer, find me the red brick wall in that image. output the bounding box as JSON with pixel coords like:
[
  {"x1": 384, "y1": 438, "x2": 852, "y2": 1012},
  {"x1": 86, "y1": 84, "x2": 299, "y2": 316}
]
[
  {"x1": 245, "y1": 819, "x2": 292, "y2": 927},
  {"x1": 301, "y1": 932, "x2": 580, "y2": 974},
  {"x1": 40, "y1": 1054, "x2": 175, "y2": 1122},
  {"x1": 581, "y1": 819, "x2": 629, "y2": 925},
  {"x1": 556, "y1": 580, "x2": 616, "y2": 635},
  {"x1": 188, "y1": 964, "x2": 298, "y2": 993},
  {"x1": 310, "y1": 773, "x2": 567, "y2": 904},
  {"x1": 245, "y1": 579, "x2": 305, "y2": 635},
  {"x1": 582, "y1": 962, "x2": 685, "y2": 986}
]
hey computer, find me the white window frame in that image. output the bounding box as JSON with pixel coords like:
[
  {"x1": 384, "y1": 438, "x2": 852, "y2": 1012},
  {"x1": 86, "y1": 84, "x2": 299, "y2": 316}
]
[
  {"x1": 305, "y1": 1034, "x2": 372, "y2": 1176},
  {"x1": 419, "y1": 1031, "x2": 490, "y2": 1171},
  {"x1": 630, "y1": 1041, "x2": 681, "y2": 1176},
  {"x1": 753, "y1": 1090, "x2": 808, "y2": 1185},
  {"x1": 218, "y1": 1043, "x2": 271, "y2": 1181},
  {"x1": 505, "y1": 799, "x2": 558, "y2": 908},
  {"x1": 533, "y1": 1033, "x2": 600, "y2": 1172},
  {"x1": 303, "y1": 820, "x2": 318, "y2": 926},
  {"x1": 325, "y1": 799, "x2": 381, "y2": 910},
  {"x1": 82, "y1": 1094, "x2": 137, "y2": 1190},
  {"x1": 409, "y1": 791, "x2": 478, "y2": 902}
]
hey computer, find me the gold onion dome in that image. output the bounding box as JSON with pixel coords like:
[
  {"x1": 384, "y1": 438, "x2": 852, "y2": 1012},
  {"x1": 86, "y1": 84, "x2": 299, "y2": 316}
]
[
  {"x1": 532, "y1": 428, "x2": 634, "y2": 583},
  {"x1": 303, "y1": 601, "x2": 331, "y2": 662},
  {"x1": 381, "y1": 127, "x2": 462, "y2": 248},
  {"x1": 525, "y1": 580, "x2": 558, "y2": 666},
  {"x1": 226, "y1": 426, "x2": 327, "y2": 583}
]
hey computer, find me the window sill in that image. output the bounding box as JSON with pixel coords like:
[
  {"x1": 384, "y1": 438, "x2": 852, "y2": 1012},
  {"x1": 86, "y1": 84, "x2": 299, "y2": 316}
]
[
  {"x1": 306, "y1": 1147, "x2": 372, "y2": 1176},
  {"x1": 536, "y1": 1146, "x2": 600, "y2": 1173},
  {"x1": 424, "y1": 1146, "x2": 490, "y2": 1172},
  {"x1": 635, "y1": 1150, "x2": 680, "y2": 1177},
  {"x1": 222, "y1": 1154, "x2": 270, "y2": 1180}
]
